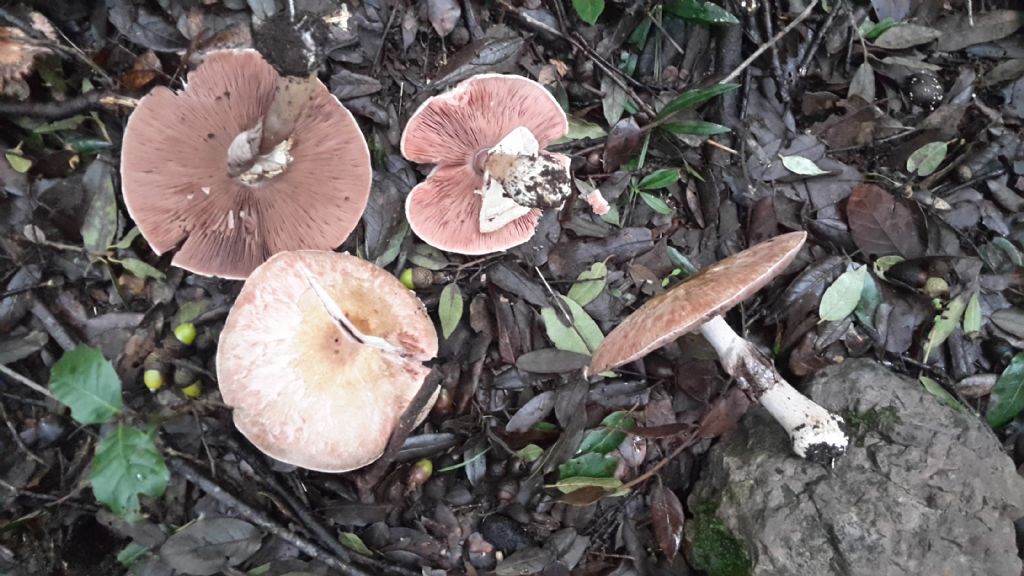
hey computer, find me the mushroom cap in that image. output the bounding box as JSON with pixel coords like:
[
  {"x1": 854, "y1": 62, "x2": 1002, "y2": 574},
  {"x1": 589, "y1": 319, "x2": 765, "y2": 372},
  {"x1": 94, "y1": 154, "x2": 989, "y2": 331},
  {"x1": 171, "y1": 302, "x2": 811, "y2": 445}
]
[
  {"x1": 400, "y1": 74, "x2": 568, "y2": 254},
  {"x1": 216, "y1": 250, "x2": 438, "y2": 473},
  {"x1": 589, "y1": 232, "x2": 807, "y2": 375},
  {"x1": 120, "y1": 50, "x2": 371, "y2": 279}
]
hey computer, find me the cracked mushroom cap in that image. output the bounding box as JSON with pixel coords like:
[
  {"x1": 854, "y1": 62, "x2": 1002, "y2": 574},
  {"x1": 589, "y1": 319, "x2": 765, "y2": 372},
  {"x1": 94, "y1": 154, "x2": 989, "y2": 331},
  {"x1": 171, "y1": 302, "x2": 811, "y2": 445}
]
[
  {"x1": 216, "y1": 250, "x2": 438, "y2": 473},
  {"x1": 589, "y1": 232, "x2": 807, "y2": 375},
  {"x1": 400, "y1": 74, "x2": 569, "y2": 255},
  {"x1": 120, "y1": 50, "x2": 371, "y2": 279}
]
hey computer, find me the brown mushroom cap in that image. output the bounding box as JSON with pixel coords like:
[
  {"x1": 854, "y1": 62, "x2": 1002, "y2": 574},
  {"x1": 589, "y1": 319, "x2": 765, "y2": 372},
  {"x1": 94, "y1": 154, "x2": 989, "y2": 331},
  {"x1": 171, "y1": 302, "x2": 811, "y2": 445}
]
[
  {"x1": 589, "y1": 232, "x2": 807, "y2": 374},
  {"x1": 120, "y1": 50, "x2": 371, "y2": 279},
  {"x1": 216, "y1": 250, "x2": 438, "y2": 473},
  {"x1": 400, "y1": 74, "x2": 568, "y2": 255}
]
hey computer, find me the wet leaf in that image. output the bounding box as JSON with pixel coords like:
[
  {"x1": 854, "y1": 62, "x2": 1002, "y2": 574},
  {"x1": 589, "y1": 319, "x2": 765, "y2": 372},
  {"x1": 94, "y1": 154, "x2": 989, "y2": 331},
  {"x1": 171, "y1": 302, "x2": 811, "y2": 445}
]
[
  {"x1": 986, "y1": 353, "x2": 1024, "y2": 428},
  {"x1": 82, "y1": 160, "x2": 118, "y2": 255},
  {"x1": 662, "y1": 120, "x2": 731, "y2": 136},
  {"x1": 819, "y1": 265, "x2": 868, "y2": 322},
  {"x1": 558, "y1": 453, "x2": 618, "y2": 479},
  {"x1": 919, "y1": 376, "x2": 962, "y2": 412},
  {"x1": 572, "y1": 0, "x2": 604, "y2": 25},
  {"x1": 549, "y1": 476, "x2": 623, "y2": 494},
  {"x1": 873, "y1": 24, "x2": 942, "y2": 49},
  {"x1": 567, "y1": 262, "x2": 608, "y2": 306},
  {"x1": 515, "y1": 444, "x2": 544, "y2": 462},
  {"x1": 507, "y1": 391, "x2": 556, "y2": 433},
  {"x1": 339, "y1": 532, "x2": 374, "y2": 556},
  {"x1": 160, "y1": 517, "x2": 261, "y2": 575},
  {"x1": 439, "y1": 283, "x2": 463, "y2": 339},
  {"x1": 638, "y1": 168, "x2": 681, "y2": 190},
  {"x1": 963, "y1": 291, "x2": 982, "y2": 337},
  {"x1": 639, "y1": 192, "x2": 673, "y2": 215},
  {"x1": 92, "y1": 424, "x2": 168, "y2": 519},
  {"x1": 650, "y1": 485, "x2": 685, "y2": 560},
  {"x1": 578, "y1": 411, "x2": 635, "y2": 454},
  {"x1": 658, "y1": 84, "x2": 739, "y2": 119},
  {"x1": 780, "y1": 155, "x2": 829, "y2": 177},
  {"x1": 924, "y1": 294, "x2": 967, "y2": 361},
  {"x1": 906, "y1": 141, "x2": 947, "y2": 176},
  {"x1": 663, "y1": 0, "x2": 738, "y2": 25},
  {"x1": 541, "y1": 296, "x2": 604, "y2": 355},
  {"x1": 847, "y1": 184, "x2": 924, "y2": 258},
  {"x1": 50, "y1": 345, "x2": 122, "y2": 425},
  {"x1": 117, "y1": 258, "x2": 165, "y2": 281}
]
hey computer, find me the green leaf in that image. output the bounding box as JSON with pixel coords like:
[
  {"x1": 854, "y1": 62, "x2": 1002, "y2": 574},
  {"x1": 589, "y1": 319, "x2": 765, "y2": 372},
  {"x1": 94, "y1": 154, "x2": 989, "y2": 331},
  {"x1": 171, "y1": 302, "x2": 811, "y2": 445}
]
[
  {"x1": 666, "y1": 246, "x2": 699, "y2": 277},
  {"x1": 116, "y1": 543, "x2": 149, "y2": 567},
  {"x1": 819, "y1": 266, "x2": 867, "y2": 322},
  {"x1": 657, "y1": 84, "x2": 740, "y2": 119},
  {"x1": 924, "y1": 294, "x2": 967, "y2": 361},
  {"x1": 639, "y1": 192, "x2": 674, "y2": 215},
  {"x1": 991, "y1": 238, "x2": 1023, "y2": 267},
  {"x1": 5, "y1": 150, "x2": 32, "y2": 173},
  {"x1": 780, "y1": 154, "x2": 829, "y2": 176},
  {"x1": 50, "y1": 345, "x2": 122, "y2": 425},
  {"x1": 854, "y1": 272, "x2": 881, "y2": 328},
  {"x1": 110, "y1": 227, "x2": 141, "y2": 250},
  {"x1": 91, "y1": 424, "x2": 169, "y2": 519},
  {"x1": 541, "y1": 296, "x2": 604, "y2": 355},
  {"x1": 409, "y1": 243, "x2": 450, "y2": 270},
  {"x1": 873, "y1": 255, "x2": 904, "y2": 278},
  {"x1": 860, "y1": 17, "x2": 899, "y2": 41},
  {"x1": 117, "y1": 258, "x2": 165, "y2": 281},
  {"x1": 549, "y1": 476, "x2": 623, "y2": 494},
  {"x1": 572, "y1": 0, "x2": 604, "y2": 25},
  {"x1": 906, "y1": 141, "x2": 948, "y2": 177},
  {"x1": 439, "y1": 283, "x2": 463, "y2": 339},
  {"x1": 557, "y1": 117, "x2": 607, "y2": 143},
  {"x1": 578, "y1": 411, "x2": 636, "y2": 454},
  {"x1": 919, "y1": 376, "x2": 962, "y2": 411},
  {"x1": 175, "y1": 300, "x2": 209, "y2": 326},
  {"x1": 374, "y1": 221, "x2": 408, "y2": 269},
  {"x1": 81, "y1": 160, "x2": 118, "y2": 254},
  {"x1": 963, "y1": 291, "x2": 982, "y2": 337},
  {"x1": 515, "y1": 444, "x2": 544, "y2": 462},
  {"x1": 601, "y1": 204, "x2": 620, "y2": 226},
  {"x1": 339, "y1": 532, "x2": 374, "y2": 556},
  {"x1": 663, "y1": 0, "x2": 738, "y2": 25},
  {"x1": 638, "y1": 168, "x2": 681, "y2": 190},
  {"x1": 567, "y1": 262, "x2": 608, "y2": 307},
  {"x1": 987, "y1": 354, "x2": 1024, "y2": 428},
  {"x1": 559, "y1": 453, "x2": 619, "y2": 479},
  {"x1": 662, "y1": 120, "x2": 731, "y2": 136}
]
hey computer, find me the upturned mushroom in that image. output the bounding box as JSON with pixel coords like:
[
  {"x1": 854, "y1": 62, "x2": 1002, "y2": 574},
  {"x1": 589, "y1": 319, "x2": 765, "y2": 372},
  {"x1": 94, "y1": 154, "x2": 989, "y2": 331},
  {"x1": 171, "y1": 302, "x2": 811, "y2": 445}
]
[
  {"x1": 401, "y1": 74, "x2": 607, "y2": 255},
  {"x1": 216, "y1": 250, "x2": 438, "y2": 472},
  {"x1": 120, "y1": 50, "x2": 371, "y2": 279},
  {"x1": 590, "y1": 232, "x2": 848, "y2": 463}
]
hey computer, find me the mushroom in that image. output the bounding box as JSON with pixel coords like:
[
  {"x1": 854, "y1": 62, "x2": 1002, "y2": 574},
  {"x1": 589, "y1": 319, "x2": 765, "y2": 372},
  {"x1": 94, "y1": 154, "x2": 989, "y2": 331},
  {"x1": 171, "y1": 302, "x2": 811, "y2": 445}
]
[
  {"x1": 400, "y1": 74, "x2": 606, "y2": 255},
  {"x1": 589, "y1": 232, "x2": 848, "y2": 463},
  {"x1": 120, "y1": 50, "x2": 371, "y2": 279},
  {"x1": 216, "y1": 250, "x2": 438, "y2": 473}
]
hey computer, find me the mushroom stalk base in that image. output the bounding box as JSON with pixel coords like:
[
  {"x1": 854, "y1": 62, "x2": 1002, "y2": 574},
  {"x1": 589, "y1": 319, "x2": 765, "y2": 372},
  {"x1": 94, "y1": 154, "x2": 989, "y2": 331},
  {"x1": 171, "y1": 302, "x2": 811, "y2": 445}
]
[{"x1": 698, "y1": 315, "x2": 848, "y2": 464}]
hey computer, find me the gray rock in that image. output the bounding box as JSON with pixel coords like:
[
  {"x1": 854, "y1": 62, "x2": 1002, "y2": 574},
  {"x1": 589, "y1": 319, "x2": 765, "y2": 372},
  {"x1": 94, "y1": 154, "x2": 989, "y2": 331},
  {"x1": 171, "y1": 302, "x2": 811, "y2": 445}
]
[{"x1": 690, "y1": 359, "x2": 1024, "y2": 576}]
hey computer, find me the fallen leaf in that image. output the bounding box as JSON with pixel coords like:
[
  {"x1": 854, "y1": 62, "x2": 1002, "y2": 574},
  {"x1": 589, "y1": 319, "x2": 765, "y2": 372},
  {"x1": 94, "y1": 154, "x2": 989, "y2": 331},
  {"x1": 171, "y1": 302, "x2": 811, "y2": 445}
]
[
  {"x1": 919, "y1": 376, "x2": 962, "y2": 412},
  {"x1": 986, "y1": 353, "x2": 1024, "y2": 428},
  {"x1": 780, "y1": 155, "x2": 829, "y2": 177},
  {"x1": 439, "y1": 283, "x2": 464, "y2": 339},
  {"x1": 906, "y1": 141, "x2": 947, "y2": 176},
  {"x1": 650, "y1": 485, "x2": 685, "y2": 560},
  {"x1": 846, "y1": 184, "x2": 924, "y2": 258},
  {"x1": 159, "y1": 517, "x2": 261, "y2": 575},
  {"x1": 933, "y1": 10, "x2": 1023, "y2": 52},
  {"x1": 567, "y1": 262, "x2": 608, "y2": 306},
  {"x1": 924, "y1": 293, "x2": 967, "y2": 361},
  {"x1": 572, "y1": 0, "x2": 604, "y2": 25},
  {"x1": 427, "y1": 0, "x2": 461, "y2": 37},
  {"x1": 506, "y1": 391, "x2": 556, "y2": 433},
  {"x1": 873, "y1": 24, "x2": 942, "y2": 49},
  {"x1": 819, "y1": 265, "x2": 868, "y2": 322},
  {"x1": 516, "y1": 348, "x2": 591, "y2": 373}
]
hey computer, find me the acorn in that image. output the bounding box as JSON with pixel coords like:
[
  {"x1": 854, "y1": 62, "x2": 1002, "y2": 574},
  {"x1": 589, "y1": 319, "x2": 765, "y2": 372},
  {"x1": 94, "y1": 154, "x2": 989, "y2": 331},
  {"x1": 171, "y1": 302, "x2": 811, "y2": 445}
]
[
  {"x1": 173, "y1": 365, "x2": 197, "y2": 388},
  {"x1": 407, "y1": 458, "x2": 433, "y2": 490},
  {"x1": 906, "y1": 73, "x2": 943, "y2": 109}
]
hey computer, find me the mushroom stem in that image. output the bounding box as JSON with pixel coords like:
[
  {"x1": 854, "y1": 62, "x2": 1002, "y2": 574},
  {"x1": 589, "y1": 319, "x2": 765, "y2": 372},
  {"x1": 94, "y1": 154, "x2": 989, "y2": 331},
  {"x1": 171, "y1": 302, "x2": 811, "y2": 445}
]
[{"x1": 698, "y1": 315, "x2": 848, "y2": 463}]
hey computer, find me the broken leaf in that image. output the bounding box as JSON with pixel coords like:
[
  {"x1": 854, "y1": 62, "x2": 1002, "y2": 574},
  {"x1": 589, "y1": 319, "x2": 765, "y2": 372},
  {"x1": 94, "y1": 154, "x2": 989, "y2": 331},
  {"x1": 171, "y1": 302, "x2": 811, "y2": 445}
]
[
  {"x1": 117, "y1": 258, "x2": 165, "y2": 281},
  {"x1": 439, "y1": 283, "x2": 463, "y2": 339},
  {"x1": 82, "y1": 159, "x2": 118, "y2": 255},
  {"x1": 780, "y1": 155, "x2": 829, "y2": 177},
  {"x1": 549, "y1": 476, "x2": 623, "y2": 494},
  {"x1": 650, "y1": 485, "x2": 685, "y2": 560},
  {"x1": 541, "y1": 296, "x2": 604, "y2": 355},
  {"x1": 573, "y1": 0, "x2": 604, "y2": 25},
  {"x1": 578, "y1": 411, "x2": 635, "y2": 454},
  {"x1": 924, "y1": 293, "x2": 967, "y2": 361},
  {"x1": 906, "y1": 141, "x2": 947, "y2": 177},
  {"x1": 339, "y1": 532, "x2": 374, "y2": 556},
  {"x1": 986, "y1": 353, "x2": 1024, "y2": 428},
  {"x1": 516, "y1": 349, "x2": 591, "y2": 373},
  {"x1": 558, "y1": 117, "x2": 607, "y2": 143},
  {"x1": 5, "y1": 149, "x2": 32, "y2": 173},
  {"x1": 558, "y1": 453, "x2": 618, "y2": 479},
  {"x1": 819, "y1": 265, "x2": 868, "y2": 322},
  {"x1": 567, "y1": 262, "x2": 608, "y2": 306}
]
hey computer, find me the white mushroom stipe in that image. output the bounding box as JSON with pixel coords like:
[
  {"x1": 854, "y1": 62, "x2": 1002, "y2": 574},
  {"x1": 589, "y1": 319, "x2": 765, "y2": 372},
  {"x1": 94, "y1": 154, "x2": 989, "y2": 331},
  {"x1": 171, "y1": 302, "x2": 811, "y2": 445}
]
[{"x1": 699, "y1": 315, "x2": 848, "y2": 463}]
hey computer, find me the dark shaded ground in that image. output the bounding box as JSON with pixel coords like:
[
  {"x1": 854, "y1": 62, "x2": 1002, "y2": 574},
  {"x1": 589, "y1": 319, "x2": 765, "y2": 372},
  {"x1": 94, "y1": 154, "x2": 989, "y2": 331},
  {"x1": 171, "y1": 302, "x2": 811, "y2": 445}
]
[{"x1": 1, "y1": 0, "x2": 1024, "y2": 575}]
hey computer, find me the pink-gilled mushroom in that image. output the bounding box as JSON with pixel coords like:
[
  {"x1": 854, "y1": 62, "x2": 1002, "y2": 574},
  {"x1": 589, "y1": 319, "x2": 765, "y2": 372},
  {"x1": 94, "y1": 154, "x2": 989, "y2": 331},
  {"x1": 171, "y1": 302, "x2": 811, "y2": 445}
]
[
  {"x1": 590, "y1": 232, "x2": 848, "y2": 463},
  {"x1": 216, "y1": 250, "x2": 438, "y2": 473},
  {"x1": 400, "y1": 74, "x2": 606, "y2": 255},
  {"x1": 120, "y1": 49, "x2": 371, "y2": 279}
]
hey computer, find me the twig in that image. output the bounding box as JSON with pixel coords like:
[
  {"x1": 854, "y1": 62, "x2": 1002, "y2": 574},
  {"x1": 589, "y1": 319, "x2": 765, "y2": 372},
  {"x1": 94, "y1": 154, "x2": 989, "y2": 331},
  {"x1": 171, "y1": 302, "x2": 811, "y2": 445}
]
[
  {"x1": 461, "y1": 0, "x2": 484, "y2": 40},
  {"x1": 0, "y1": 93, "x2": 136, "y2": 120},
  {"x1": 719, "y1": 0, "x2": 820, "y2": 86},
  {"x1": 797, "y1": 0, "x2": 843, "y2": 78},
  {"x1": 167, "y1": 456, "x2": 375, "y2": 576},
  {"x1": 0, "y1": 363, "x2": 56, "y2": 401},
  {"x1": 29, "y1": 297, "x2": 77, "y2": 352},
  {"x1": 0, "y1": 401, "x2": 46, "y2": 465}
]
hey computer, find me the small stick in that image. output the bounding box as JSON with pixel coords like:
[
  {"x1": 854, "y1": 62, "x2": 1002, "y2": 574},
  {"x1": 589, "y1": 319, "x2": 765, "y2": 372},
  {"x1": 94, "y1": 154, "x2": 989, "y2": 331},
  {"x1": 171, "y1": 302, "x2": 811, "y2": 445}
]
[
  {"x1": 0, "y1": 363, "x2": 56, "y2": 401},
  {"x1": 29, "y1": 297, "x2": 77, "y2": 352},
  {"x1": 0, "y1": 401, "x2": 47, "y2": 465},
  {"x1": 0, "y1": 92, "x2": 137, "y2": 119},
  {"x1": 719, "y1": 0, "x2": 820, "y2": 86}
]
